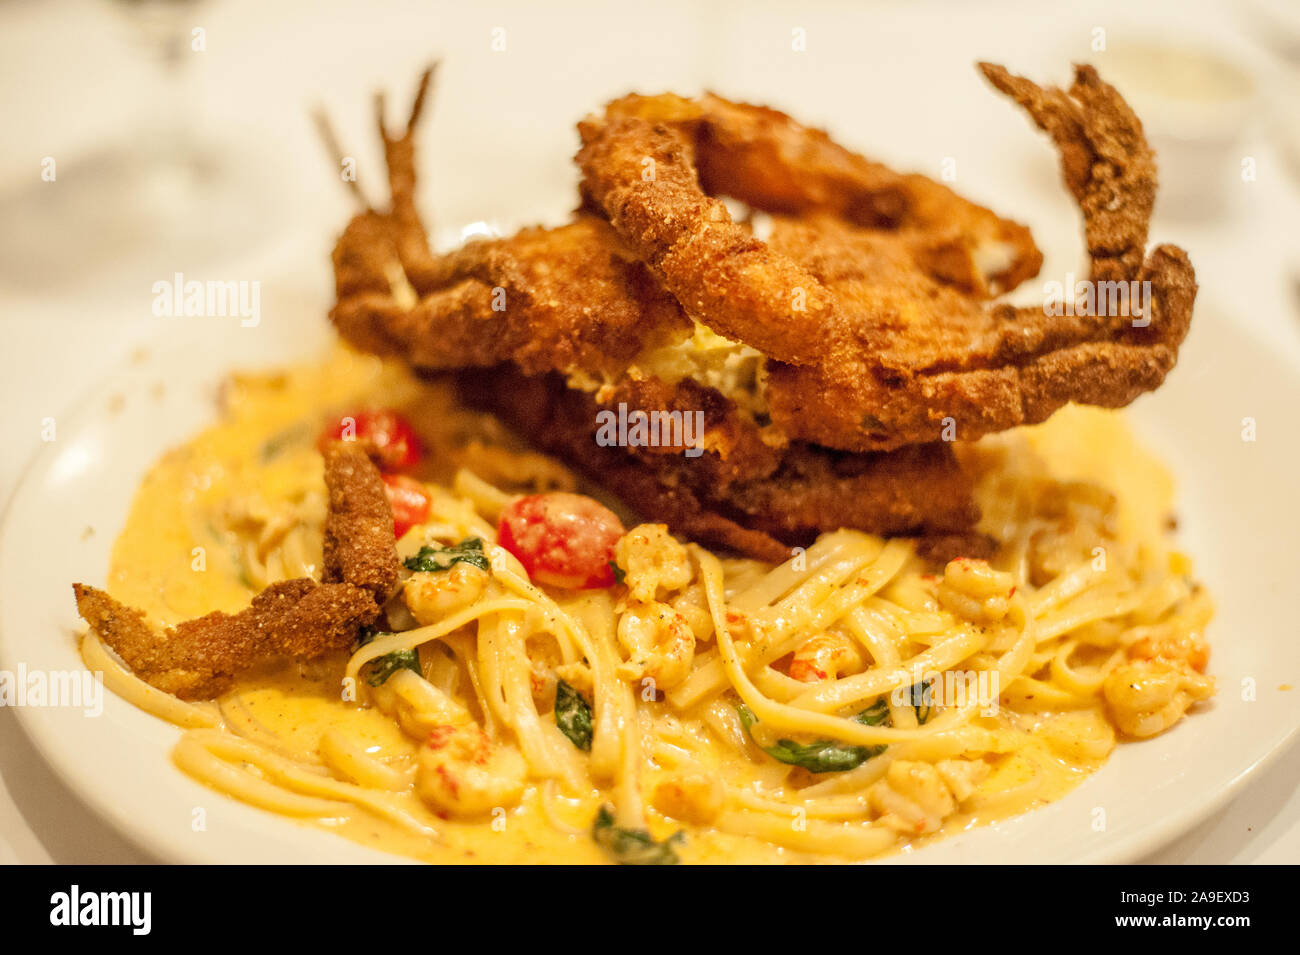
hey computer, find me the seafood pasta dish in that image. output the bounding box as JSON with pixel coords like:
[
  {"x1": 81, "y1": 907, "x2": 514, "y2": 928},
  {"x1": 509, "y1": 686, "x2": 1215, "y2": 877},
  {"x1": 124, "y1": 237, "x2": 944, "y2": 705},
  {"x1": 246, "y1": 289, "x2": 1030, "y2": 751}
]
[
  {"x1": 73, "y1": 63, "x2": 1214, "y2": 863},
  {"x1": 78, "y1": 355, "x2": 1212, "y2": 863}
]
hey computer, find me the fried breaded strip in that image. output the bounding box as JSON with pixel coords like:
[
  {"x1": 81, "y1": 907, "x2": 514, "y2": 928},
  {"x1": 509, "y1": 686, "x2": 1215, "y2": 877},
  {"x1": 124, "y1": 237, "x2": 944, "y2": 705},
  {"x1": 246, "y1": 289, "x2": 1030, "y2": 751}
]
[
  {"x1": 330, "y1": 212, "x2": 784, "y2": 481},
  {"x1": 978, "y1": 62, "x2": 1153, "y2": 284},
  {"x1": 759, "y1": 65, "x2": 1194, "y2": 450},
  {"x1": 334, "y1": 65, "x2": 1192, "y2": 460},
  {"x1": 329, "y1": 76, "x2": 765, "y2": 475},
  {"x1": 337, "y1": 69, "x2": 693, "y2": 379},
  {"x1": 329, "y1": 70, "x2": 1051, "y2": 465},
  {"x1": 75, "y1": 445, "x2": 400, "y2": 699},
  {"x1": 451, "y1": 368, "x2": 793, "y2": 561},
  {"x1": 595, "y1": 373, "x2": 783, "y2": 486},
  {"x1": 604, "y1": 92, "x2": 1042, "y2": 296},
  {"x1": 73, "y1": 580, "x2": 380, "y2": 699},
  {"x1": 322, "y1": 441, "x2": 402, "y2": 600},
  {"x1": 720, "y1": 442, "x2": 978, "y2": 543},
  {"x1": 577, "y1": 113, "x2": 841, "y2": 366},
  {"x1": 456, "y1": 367, "x2": 978, "y2": 560},
  {"x1": 762, "y1": 225, "x2": 1195, "y2": 451},
  {"x1": 333, "y1": 215, "x2": 692, "y2": 378},
  {"x1": 571, "y1": 66, "x2": 1194, "y2": 451},
  {"x1": 575, "y1": 91, "x2": 1043, "y2": 364}
]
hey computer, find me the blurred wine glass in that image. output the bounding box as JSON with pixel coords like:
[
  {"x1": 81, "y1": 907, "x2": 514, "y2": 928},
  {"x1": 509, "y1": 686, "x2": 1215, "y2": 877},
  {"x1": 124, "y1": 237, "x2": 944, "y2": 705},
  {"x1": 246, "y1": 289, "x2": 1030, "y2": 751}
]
[{"x1": 0, "y1": 0, "x2": 270, "y2": 296}]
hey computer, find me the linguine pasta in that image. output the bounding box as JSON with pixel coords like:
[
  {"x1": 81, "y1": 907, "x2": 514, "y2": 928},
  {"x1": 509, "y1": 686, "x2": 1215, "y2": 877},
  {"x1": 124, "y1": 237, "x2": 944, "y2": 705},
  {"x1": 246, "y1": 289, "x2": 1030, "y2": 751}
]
[{"x1": 83, "y1": 349, "x2": 1215, "y2": 863}]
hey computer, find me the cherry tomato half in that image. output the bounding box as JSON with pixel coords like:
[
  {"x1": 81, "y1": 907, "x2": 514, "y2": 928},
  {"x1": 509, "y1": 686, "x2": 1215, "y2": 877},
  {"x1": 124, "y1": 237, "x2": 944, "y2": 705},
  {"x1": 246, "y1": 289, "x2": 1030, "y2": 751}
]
[
  {"x1": 383, "y1": 474, "x2": 432, "y2": 539},
  {"x1": 497, "y1": 493, "x2": 626, "y2": 589},
  {"x1": 320, "y1": 409, "x2": 422, "y2": 473}
]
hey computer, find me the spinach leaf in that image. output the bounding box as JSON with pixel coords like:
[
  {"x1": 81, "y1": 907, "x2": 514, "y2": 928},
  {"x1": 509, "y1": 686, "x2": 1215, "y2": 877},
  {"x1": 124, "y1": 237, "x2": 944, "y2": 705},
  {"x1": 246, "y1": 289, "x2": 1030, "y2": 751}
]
[
  {"x1": 403, "y1": 537, "x2": 490, "y2": 573},
  {"x1": 856, "y1": 698, "x2": 890, "y2": 726},
  {"x1": 555, "y1": 679, "x2": 594, "y2": 751},
  {"x1": 591, "y1": 805, "x2": 682, "y2": 865},
  {"x1": 608, "y1": 560, "x2": 626, "y2": 585},
  {"x1": 364, "y1": 649, "x2": 420, "y2": 686},
  {"x1": 357, "y1": 630, "x2": 421, "y2": 686},
  {"x1": 735, "y1": 699, "x2": 888, "y2": 773},
  {"x1": 910, "y1": 680, "x2": 933, "y2": 724}
]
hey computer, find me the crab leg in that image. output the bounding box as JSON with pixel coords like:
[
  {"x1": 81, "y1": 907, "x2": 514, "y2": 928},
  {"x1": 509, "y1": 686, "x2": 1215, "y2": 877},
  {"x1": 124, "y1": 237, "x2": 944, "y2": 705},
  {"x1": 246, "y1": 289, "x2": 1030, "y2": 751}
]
[
  {"x1": 758, "y1": 65, "x2": 1193, "y2": 451},
  {"x1": 73, "y1": 445, "x2": 401, "y2": 699}
]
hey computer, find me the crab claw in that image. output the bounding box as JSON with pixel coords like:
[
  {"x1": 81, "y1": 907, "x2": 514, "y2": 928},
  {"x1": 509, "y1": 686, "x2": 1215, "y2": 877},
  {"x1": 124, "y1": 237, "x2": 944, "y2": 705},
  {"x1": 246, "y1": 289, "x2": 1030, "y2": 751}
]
[{"x1": 756, "y1": 64, "x2": 1194, "y2": 451}]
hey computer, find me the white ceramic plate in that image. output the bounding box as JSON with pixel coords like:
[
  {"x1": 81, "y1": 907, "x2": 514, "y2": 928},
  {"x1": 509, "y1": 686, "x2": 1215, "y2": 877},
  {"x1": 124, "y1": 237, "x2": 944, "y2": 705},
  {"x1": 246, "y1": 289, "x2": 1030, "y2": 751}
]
[{"x1": 1, "y1": 298, "x2": 1297, "y2": 864}]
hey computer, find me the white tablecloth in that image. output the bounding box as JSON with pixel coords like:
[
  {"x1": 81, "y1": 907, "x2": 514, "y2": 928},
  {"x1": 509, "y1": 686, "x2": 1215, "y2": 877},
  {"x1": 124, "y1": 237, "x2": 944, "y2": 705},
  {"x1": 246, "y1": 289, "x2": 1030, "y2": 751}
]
[{"x1": 1, "y1": 0, "x2": 1296, "y2": 864}]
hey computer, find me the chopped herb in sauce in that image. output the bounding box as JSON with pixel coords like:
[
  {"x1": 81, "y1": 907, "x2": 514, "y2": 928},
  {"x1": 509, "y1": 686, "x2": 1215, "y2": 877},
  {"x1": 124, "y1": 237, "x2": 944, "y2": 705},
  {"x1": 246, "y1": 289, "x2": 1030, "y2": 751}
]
[
  {"x1": 403, "y1": 537, "x2": 490, "y2": 573},
  {"x1": 555, "y1": 679, "x2": 594, "y2": 751},
  {"x1": 910, "y1": 680, "x2": 933, "y2": 724},
  {"x1": 357, "y1": 629, "x2": 421, "y2": 686},
  {"x1": 735, "y1": 698, "x2": 889, "y2": 773},
  {"x1": 592, "y1": 805, "x2": 682, "y2": 865}
]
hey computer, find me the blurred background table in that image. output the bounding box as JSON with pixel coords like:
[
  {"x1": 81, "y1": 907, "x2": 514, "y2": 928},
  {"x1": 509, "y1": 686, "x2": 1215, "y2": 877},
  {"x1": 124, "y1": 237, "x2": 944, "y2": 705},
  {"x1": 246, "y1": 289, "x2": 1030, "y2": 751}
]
[{"x1": 1, "y1": 0, "x2": 1297, "y2": 863}]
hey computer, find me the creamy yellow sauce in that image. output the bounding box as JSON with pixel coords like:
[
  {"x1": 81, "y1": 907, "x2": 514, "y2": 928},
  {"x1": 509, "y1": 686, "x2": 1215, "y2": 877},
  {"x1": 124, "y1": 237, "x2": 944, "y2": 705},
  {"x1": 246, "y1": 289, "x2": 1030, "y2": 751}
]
[{"x1": 102, "y1": 346, "x2": 1191, "y2": 863}]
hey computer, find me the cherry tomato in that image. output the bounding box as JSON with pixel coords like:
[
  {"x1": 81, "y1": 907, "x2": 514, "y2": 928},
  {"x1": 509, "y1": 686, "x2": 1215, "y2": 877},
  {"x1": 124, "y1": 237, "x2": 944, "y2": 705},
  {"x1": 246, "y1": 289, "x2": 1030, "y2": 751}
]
[
  {"x1": 320, "y1": 409, "x2": 422, "y2": 473},
  {"x1": 383, "y1": 474, "x2": 432, "y2": 539},
  {"x1": 497, "y1": 493, "x2": 626, "y2": 589}
]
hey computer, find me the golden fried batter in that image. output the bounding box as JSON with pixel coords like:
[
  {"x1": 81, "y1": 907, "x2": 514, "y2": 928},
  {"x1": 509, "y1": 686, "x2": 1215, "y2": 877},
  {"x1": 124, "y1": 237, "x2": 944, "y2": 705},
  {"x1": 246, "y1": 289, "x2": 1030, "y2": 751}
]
[
  {"x1": 333, "y1": 215, "x2": 691, "y2": 378},
  {"x1": 760, "y1": 220, "x2": 1195, "y2": 451},
  {"x1": 74, "y1": 445, "x2": 400, "y2": 699},
  {"x1": 73, "y1": 580, "x2": 379, "y2": 699},
  {"x1": 756, "y1": 65, "x2": 1193, "y2": 450},
  {"x1": 979, "y1": 63, "x2": 1154, "y2": 284},
  {"x1": 577, "y1": 65, "x2": 1194, "y2": 451},
  {"x1": 575, "y1": 90, "x2": 1044, "y2": 363},
  {"x1": 333, "y1": 69, "x2": 692, "y2": 381},
  {"x1": 329, "y1": 74, "x2": 764, "y2": 475},
  {"x1": 333, "y1": 64, "x2": 1194, "y2": 459},
  {"x1": 456, "y1": 368, "x2": 979, "y2": 561},
  {"x1": 599, "y1": 91, "x2": 1042, "y2": 296},
  {"x1": 321, "y1": 441, "x2": 402, "y2": 600},
  {"x1": 325, "y1": 64, "x2": 1197, "y2": 554}
]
